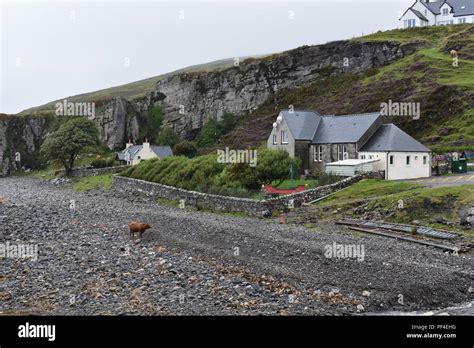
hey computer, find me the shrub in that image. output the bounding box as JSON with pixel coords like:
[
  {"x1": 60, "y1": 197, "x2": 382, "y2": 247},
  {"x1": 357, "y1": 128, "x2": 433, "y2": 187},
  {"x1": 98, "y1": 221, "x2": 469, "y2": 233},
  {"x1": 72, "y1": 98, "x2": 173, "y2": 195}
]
[
  {"x1": 155, "y1": 127, "x2": 179, "y2": 148},
  {"x1": 227, "y1": 148, "x2": 301, "y2": 189},
  {"x1": 91, "y1": 159, "x2": 107, "y2": 168},
  {"x1": 173, "y1": 141, "x2": 198, "y2": 158}
]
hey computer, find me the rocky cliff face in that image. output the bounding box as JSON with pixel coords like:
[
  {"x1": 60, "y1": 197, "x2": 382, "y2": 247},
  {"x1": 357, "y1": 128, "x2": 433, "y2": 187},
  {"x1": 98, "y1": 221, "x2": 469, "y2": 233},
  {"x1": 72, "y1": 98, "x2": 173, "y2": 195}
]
[
  {"x1": 150, "y1": 40, "x2": 423, "y2": 138},
  {"x1": 0, "y1": 116, "x2": 49, "y2": 176},
  {"x1": 0, "y1": 39, "x2": 424, "y2": 175},
  {"x1": 0, "y1": 119, "x2": 8, "y2": 176},
  {"x1": 93, "y1": 97, "x2": 139, "y2": 149}
]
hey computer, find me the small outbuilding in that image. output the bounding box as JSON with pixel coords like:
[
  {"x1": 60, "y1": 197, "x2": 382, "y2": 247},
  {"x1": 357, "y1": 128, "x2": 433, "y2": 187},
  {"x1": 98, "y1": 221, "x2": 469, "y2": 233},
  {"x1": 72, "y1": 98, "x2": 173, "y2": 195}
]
[{"x1": 325, "y1": 159, "x2": 380, "y2": 177}]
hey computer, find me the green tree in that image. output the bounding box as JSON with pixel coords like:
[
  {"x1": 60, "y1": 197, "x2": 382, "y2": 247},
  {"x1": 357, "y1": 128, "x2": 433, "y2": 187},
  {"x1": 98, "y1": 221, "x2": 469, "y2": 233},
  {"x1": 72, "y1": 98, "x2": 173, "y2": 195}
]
[
  {"x1": 196, "y1": 119, "x2": 220, "y2": 147},
  {"x1": 155, "y1": 127, "x2": 179, "y2": 148},
  {"x1": 173, "y1": 141, "x2": 198, "y2": 158},
  {"x1": 220, "y1": 112, "x2": 238, "y2": 134},
  {"x1": 40, "y1": 117, "x2": 100, "y2": 175},
  {"x1": 141, "y1": 105, "x2": 163, "y2": 141},
  {"x1": 195, "y1": 113, "x2": 238, "y2": 148}
]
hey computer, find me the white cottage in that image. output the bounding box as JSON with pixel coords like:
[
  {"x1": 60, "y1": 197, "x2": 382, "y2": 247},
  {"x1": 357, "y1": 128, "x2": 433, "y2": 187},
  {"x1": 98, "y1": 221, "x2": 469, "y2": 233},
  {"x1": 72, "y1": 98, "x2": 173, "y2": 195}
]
[
  {"x1": 117, "y1": 141, "x2": 172, "y2": 166},
  {"x1": 400, "y1": 0, "x2": 474, "y2": 28}
]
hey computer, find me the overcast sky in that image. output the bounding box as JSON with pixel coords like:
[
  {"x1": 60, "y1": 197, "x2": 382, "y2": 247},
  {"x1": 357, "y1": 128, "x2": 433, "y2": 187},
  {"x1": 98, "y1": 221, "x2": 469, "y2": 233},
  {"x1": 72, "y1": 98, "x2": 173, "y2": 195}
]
[{"x1": 0, "y1": 0, "x2": 414, "y2": 114}]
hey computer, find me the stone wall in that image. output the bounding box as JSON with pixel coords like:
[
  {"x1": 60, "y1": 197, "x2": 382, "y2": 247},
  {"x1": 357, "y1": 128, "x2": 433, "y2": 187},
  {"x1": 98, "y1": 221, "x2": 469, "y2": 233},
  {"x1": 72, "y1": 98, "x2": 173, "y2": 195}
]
[
  {"x1": 62, "y1": 165, "x2": 130, "y2": 178},
  {"x1": 112, "y1": 171, "x2": 384, "y2": 215},
  {"x1": 112, "y1": 175, "x2": 264, "y2": 215},
  {"x1": 265, "y1": 171, "x2": 385, "y2": 211}
]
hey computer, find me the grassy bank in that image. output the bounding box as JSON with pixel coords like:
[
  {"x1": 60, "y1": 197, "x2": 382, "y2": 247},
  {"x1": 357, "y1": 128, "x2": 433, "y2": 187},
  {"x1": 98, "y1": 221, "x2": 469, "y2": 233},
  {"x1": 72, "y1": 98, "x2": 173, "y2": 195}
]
[
  {"x1": 312, "y1": 179, "x2": 474, "y2": 233},
  {"x1": 72, "y1": 174, "x2": 113, "y2": 191}
]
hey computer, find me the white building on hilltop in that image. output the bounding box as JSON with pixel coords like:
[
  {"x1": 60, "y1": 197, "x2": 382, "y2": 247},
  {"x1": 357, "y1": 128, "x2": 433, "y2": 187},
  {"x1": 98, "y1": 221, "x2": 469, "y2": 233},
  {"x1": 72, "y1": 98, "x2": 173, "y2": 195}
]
[{"x1": 400, "y1": 0, "x2": 474, "y2": 28}]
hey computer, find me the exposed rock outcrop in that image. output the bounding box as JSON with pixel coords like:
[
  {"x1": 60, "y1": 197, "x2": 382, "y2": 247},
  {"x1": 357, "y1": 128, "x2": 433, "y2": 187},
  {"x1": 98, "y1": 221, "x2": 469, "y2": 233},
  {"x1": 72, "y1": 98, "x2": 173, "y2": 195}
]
[
  {"x1": 151, "y1": 40, "x2": 424, "y2": 138},
  {"x1": 0, "y1": 115, "x2": 49, "y2": 176}
]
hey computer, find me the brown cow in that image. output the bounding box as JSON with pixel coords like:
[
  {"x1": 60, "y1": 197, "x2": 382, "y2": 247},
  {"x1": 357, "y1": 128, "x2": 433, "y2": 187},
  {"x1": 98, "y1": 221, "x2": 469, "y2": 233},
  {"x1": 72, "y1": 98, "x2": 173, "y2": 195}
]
[{"x1": 128, "y1": 221, "x2": 152, "y2": 240}]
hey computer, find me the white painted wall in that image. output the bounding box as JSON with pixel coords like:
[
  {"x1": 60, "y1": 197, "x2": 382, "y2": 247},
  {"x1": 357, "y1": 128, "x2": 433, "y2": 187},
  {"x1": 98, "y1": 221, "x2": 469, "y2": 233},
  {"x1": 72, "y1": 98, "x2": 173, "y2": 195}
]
[
  {"x1": 400, "y1": 10, "x2": 426, "y2": 28},
  {"x1": 413, "y1": 1, "x2": 437, "y2": 24},
  {"x1": 437, "y1": 3, "x2": 455, "y2": 25},
  {"x1": 127, "y1": 142, "x2": 160, "y2": 165},
  {"x1": 358, "y1": 151, "x2": 431, "y2": 180},
  {"x1": 267, "y1": 113, "x2": 295, "y2": 157}
]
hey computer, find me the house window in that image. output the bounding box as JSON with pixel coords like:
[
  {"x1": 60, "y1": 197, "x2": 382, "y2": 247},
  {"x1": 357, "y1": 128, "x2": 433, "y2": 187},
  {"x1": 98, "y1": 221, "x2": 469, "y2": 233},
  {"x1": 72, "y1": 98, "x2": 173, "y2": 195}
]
[
  {"x1": 273, "y1": 134, "x2": 277, "y2": 145},
  {"x1": 406, "y1": 155, "x2": 410, "y2": 165},
  {"x1": 360, "y1": 155, "x2": 366, "y2": 160},
  {"x1": 459, "y1": 18, "x2": 466, "y2": 24},
  {"x1": 404, "y1": 19, "x2": 416, "y2": 28},
  {"x1": 389, "y1": 155, "x2": 394, "y2": 165},
  {"x1": 369, "y1": 155, "x2": 373, "y2": 160},
  {"x1": 423, "y1": 156, "x2": 427, "y2": 165},
  {"x1": 281, "y1": 130, "x2": 288, "y2": 144},
  {"x1": 337, "y1": 145, "x2": 348, "y2": 161},
  {"x1": 424, "y1": 9, "x2": 427, "y2": 16},
  {"x1": 314, "y1": 145, "x2": 323, "y2": 162},
  {"x1": 316, "y1": 145, "x2": 323, "y2": 162},
  {"x1": 443, "y1": 8, "x2": 449, "y2": 15}
]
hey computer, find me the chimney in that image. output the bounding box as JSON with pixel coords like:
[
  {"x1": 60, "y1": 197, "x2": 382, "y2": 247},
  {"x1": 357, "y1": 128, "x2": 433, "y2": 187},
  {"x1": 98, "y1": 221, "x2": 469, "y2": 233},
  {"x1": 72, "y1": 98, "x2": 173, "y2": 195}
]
[
  {"x1": 125, "y1": 139, "x2": 133, "y2": 149},
  {"x1": 143, "y1": 139, "x2": 150, "y2": 152}
]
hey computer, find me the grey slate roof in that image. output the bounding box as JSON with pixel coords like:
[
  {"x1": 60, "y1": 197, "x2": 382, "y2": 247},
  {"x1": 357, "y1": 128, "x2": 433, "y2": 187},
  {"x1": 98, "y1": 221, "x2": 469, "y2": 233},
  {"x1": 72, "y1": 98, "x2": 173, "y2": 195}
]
[
  {"x1": 151, "y1": 146, "x2": 173, "y2": 158},
  {"x1": 117, "y1": 145, "x2": 142, "y2": 161},
  {"x1": 359, "y1": 124, "x2": 431, "y2": 152},
  {"x1": 421, "y1": 0, "x2": 474, "y2": 16},
  {"x1": 281, "y1": 110, "x2": 321, "y2": 140},
  {"x1": 410, "y1": 8, "x2": 429, "y2": 21},
  {"x1": 117, "y1": 144, "x2": 173, "y2": 161},
  {"x1": 312, "y1": 113, "x2": 381, "y2": 144}
]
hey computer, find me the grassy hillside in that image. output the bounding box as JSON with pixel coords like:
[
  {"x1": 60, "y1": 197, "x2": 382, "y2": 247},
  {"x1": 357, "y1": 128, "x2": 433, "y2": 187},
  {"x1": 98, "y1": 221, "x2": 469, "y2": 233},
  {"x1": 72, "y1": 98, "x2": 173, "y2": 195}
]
[{"x1": 210, "y1": 24, "x2": 474, "y2": 154}]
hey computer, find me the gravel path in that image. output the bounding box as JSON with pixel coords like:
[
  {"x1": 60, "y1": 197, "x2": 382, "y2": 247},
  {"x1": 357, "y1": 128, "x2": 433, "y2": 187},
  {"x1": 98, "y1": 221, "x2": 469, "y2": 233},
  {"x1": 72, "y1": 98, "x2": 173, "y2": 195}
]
[{"x1": 1, "y1": 177, "x2": 473, "y2": 315}]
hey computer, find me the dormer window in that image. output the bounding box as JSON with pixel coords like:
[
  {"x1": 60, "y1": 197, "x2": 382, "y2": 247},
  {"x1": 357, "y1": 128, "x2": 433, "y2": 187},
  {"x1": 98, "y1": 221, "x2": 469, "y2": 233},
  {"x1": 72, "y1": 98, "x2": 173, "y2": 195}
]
[{"x1": 443, "y1": 8, "x2": 449, "y2": 15}]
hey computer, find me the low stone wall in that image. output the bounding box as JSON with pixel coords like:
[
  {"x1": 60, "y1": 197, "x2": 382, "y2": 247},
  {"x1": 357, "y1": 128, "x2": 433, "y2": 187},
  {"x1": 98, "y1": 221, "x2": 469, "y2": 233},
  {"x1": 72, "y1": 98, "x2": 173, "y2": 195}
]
[
  {"x1": 62, "y1": 165, "x2": 130, "y2": 178},
  {"x1": 112, "y1": 171, "x2": 384, "y2": 216},
  {"x1": 112, "y1": 175, "x2": 264, "y2": 215},
  {"x1": 265, "y1": 171, "x2": 385, "y2": 211}
]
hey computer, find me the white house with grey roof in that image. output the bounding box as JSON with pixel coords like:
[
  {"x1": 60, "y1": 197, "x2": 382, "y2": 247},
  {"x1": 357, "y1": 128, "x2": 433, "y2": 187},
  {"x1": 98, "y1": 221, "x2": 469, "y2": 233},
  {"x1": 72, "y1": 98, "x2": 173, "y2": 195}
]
[
  {"x1": 117, "y1": 141, "x2": 173, "y2": 166},
  {"x1": 267, "y1": 110, "x2": 431, "y2": 180},
  {"x1": 400, "y1": 0, "x2": 474, "y2": 28}
]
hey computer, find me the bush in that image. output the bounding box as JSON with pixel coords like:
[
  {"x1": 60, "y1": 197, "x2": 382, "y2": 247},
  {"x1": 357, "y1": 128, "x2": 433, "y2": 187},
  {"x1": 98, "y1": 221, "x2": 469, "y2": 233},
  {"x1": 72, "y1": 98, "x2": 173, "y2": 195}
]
[
  {"x1": 155, "y1": 127, "x2": 179, "y2": 148},
  {"x1": 195, "y1": 113, "x2": 238, "y2": 147},
  {"x1": 91, "y1": 158, "x2": 117, "y2": 168},
  {"x1": 122, "y1": 154, "x2": 225, "y2": 192},
  {"x1": 226, "y1": 148, "x2": 301, "y2": 189},
  {"x1": 310, "y1": 168, "x2": 342, "y2": 186},
  {"x1": 173, "y1": 141, "x2": 198, "y2": 158},
  {"x1": 91, "y1": 159, "x2": 107, "y2": 168},
  {"x1": 140, "y1": 105, "x2": 163, "y2": 141}
]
